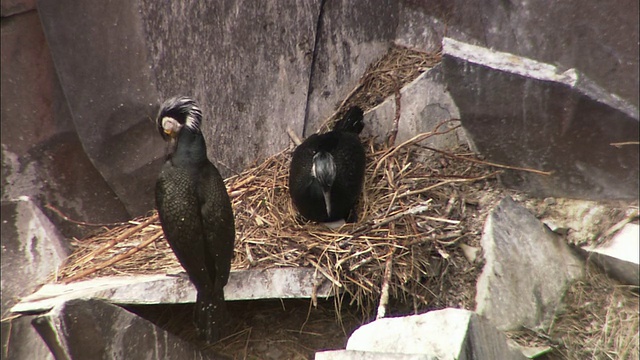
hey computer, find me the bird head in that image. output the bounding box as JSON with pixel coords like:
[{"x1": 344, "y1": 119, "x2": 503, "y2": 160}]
[
  {"x1": 311, "y1": 151, "x2": 336, "y2": 217},
  {"x1": 156, "y1": 96, "x2": 203, "y2": 141}
]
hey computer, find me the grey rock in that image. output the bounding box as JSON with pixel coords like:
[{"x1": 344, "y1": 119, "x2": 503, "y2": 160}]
[
  {"x1": 304, "y1": 0, "x2": 398, "y2": 136},
  {"x1": 443, "y1": 38, "x2": 639, "y2": 200},
  {"x1": 342, "y1": 308, "x2": 525, "y2": 360},
  {"x1": 37, "y1": 0, "x2": 165, "y2": 217},
  {"x1": 475, "y1": 196, "x2": 584, "y2": 331},
  {"x1": 362, "y1": 65, "x2": 461, "y2": 148},
  {"x1": 0, "y1": 0, "x2": 35, "y2": 17},
  {"x1": 1, "y1": 198, "x2": 70, "y2": 317},
  {"x1": 394, "y1": 0, "x2": 639, "y2": 108},
  {"x1": 0, "y1": 11, "x2": 129, "y2": 238},
  {"x1": 316, "y1": 350, "x2": 435, "y2": 360},
  {"x1": 582, "y1": 223, "x2": 639, "y2": 286},
  {"x1": 31, "y1": 298, "x2": 227, "y2": 360},
  {"x1": 140, "y1": 1, "x2": 319, "y2": 174},
  {"x1": 1, "y1": 315, "x2": 54, "y2": 360},
  {"x1": 11, "y1": 268, "x2": 333, "y2": 314}
]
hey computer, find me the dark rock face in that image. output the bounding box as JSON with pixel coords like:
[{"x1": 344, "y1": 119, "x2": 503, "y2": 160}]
[
  {"x1": 443, "y1": 38, "x2": 639, "y2": 200},
  {"x1": 32, "y1": 299, "x2": 229, "y2": 360}
]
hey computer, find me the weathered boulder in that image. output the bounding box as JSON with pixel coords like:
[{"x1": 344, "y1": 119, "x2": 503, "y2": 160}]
[
  {"x1": 1, "y1": 197, "x2": 70, "y2": 360},
  {"x1": 394, "y1": 0, "x2": 639, "y2": 108},
  {"x1": 1, "y1": 198, "x2": 70, "y2": 316},
  {"x1": 32, "y1": 298, "x2": 228, "y2": 359},
  {"x1": 582, "y1": 223, "x2": 639, "y2": 286},
  {"x1": 319, "y1": 308, "x2": 525, "y2": 360},
  {"x1": 443, "y1": 38, "x2": 639, "y2": 200},
  {"x1": 316, "y1": 350, "x2": 435, "y2": 360},
  {"x1": 1, "y1": 10, "x2": 130, "y2": 238},
  {"x1": 1, "y1": 316, "x2": 53, "y2": 360},
  {"x1": 475, "y1": 196, "x2": 584, "y2": 331},
  {"x1": 363, "y1": 65, "x2": 461, "y2": 148}
]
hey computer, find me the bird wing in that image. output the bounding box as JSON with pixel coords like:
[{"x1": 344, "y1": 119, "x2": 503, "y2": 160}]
[{"x1": 197, "y1": 161, "x2": 236, "y2": 291}]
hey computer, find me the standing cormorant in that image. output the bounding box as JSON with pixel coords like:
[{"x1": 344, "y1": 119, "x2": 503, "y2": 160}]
[
  {"x1": 289, "y1": 106, "x2": 366, "y2": 223},
  {"x1": 154, "y1": 96, "x2": 235, "y2": 343}
]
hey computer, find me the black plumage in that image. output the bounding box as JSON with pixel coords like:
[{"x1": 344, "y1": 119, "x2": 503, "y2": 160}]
[
  {"x1": 289, "y1": 106, "x2": 366, "y2": 223},
  {"x1": 154, "y1": 96, "x2": 235, "y2": 343}
]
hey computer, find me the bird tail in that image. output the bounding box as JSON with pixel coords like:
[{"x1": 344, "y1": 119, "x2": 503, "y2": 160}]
[
  {"x1": 194, "y1": 289, "x2": 226, "y2": 344},
  {"x1": 333, "y1": 106, "x2": 364, "y2": 134}
]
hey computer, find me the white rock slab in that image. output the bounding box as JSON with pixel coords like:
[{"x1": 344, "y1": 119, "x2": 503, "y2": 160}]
[
  {"x1": 583, "y1": 223, "x2": 639, "y2": 286},
  {"x1": 475, "y1": 196, "x2": 584, "y2": 331},
  {"x1": 340, "y1": 308, "x2": 525, "y2": 360},
  {"x1": 315, "y1": 350, "x2": 436, "y2": 360},
  {"x1": 11, "y1": 267, "x2": 332, "y2": 314}
]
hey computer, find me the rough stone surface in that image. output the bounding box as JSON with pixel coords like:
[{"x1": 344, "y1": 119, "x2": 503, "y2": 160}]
[
  {"x1": 1, "y1": 198, "x2": 70, "y2": 317},
  {"x1": 582, "y1": 223, "x2": 639, "y2": 286},
  {"x1": 475, "y1": 196, "x2": 584, "y2": 331},
  {"x1": 443, "y1": 38, "x2": 639, "y2": 200},
  {"x1": 342, "y1": 308, "x2": 525, "y2": 360},
  {"x1": 1, "y1": 315, "x2": 54, "y2": 360},
  {"x1": 394, "y1": 0, "x2": 639, "y2": 108},
  {"x1": 0, "y1": 0, "x2": 35, "y2": 17},
  {"x1": 316, "y1": 350, "x2": 435, "y2": 360},
  {"x1": 362, "y1": 65, "x2": 461, "y2": 148},
  {"x1": 1, "y1": 10, "x2": 129, "y2": 237},
  {"x1": 304, "y1": 0, "x2": 397, "y2": 137},
  {"x1": 37, "y1": 0, "x2": 165, "y2": 217},
  {"x1": 140, "y1": 1, "x2": 319, "y2": 175},
  {"x1": 32, "y1": 298, "x2": 228, "y2": 360},
  {"x1": 11, "y1": 268, "x2": 333, "y2": 314}
]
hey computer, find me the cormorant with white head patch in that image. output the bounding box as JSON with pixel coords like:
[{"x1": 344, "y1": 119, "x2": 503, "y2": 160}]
[{"x1": 155, "y1": 96, "x2": 235, "y2": 344}]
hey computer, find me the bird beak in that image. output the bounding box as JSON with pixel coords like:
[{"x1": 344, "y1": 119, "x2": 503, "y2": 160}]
[
  {"x1": 322, "y1": 190, "x2": 331, "y2": 218},
  {"x1": 164, "y1": 128, "x2": 177, "y2": 138}
]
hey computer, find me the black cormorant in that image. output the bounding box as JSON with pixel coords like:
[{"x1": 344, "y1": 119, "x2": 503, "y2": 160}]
[
  {"x1": 154, "y1": 96, "x2": 235, "y2": 343},
  {"x1": 289, "y1": 106, "x2": 366, "y2": 223}
]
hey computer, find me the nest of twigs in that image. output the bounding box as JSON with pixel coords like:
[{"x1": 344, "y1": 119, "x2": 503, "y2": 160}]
[
  {"x1": 54, "y1": 121, "x2": 497, "y2": 316},
  {"x1": 55, "y1": 45, "x2": 496, "y2": 317}
]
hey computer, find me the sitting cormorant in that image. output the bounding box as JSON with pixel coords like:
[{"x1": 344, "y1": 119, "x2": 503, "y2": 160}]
[
  {"x1": 289, "y1": 106, "x2": 366, "y2": 223},
  {"x1": 154, "y1": 96, "x2": 235, "y2": 343}
]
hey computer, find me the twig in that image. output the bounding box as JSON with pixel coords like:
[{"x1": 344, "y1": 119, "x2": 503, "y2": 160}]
[
  {"x1": 63, "y1": 229, "x2": 164, "y2": 283},
  {"x1": 65, "y1": 216, "x2": 158, "y2": 278},
  {"x1": 610, "y1": 141, "x2": 639, "y2": 148},
  {"x1": 376, "y1": 249, "x2": 394, "y2": 320},
  {"x1": 287, "y1": 126, "x2": 302, "y2": 146},
  {"x1": 421, "y1": 145, "x2": 553, "y2": 176},
  {"x1": 308, "y1": 258, "x2": 342, "y2": 288},
  {"x1": 596, "y1": 211, "x2": 640, "y2": 245},
  {"x1": 397, "y1": 171, "x2": 501, "y2": 199},
  {"x1": 45, "y1": 204, "x2": 129, "y2": 227},
  {"x1": 386, "y1": 73, "x2": 402, "y2": 147}
]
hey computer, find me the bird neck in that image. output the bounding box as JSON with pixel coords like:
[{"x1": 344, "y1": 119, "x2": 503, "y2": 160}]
[{"x1": 171, "y1": 129, "x2": 208, "y2": 165}]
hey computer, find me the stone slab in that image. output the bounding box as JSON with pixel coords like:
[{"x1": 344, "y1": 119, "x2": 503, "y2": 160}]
[
  {"x1": 442, "y1": 37, "x2": 639, "y2": 200},
  {"x1": 315, "y1": 350, "x2": 435, "y2": 360},
  {"x1": 11, "y1": 267, "x2": 333, "y2": 314},
  {"x1": 31, "y1": 298, "x2": 227, "y2": 360},
  {"x1": 1, "y1": 198, "x2": 70, "y2": 317},
  {"x1": 344, "y1": 308, "x2": 525, "y2": 360},
  {"x1": 362, "y1": 65, "x2": 461, "y2": 148},
  {"x1": 1, "y1": 315, "x2": 54, "y2": 360},
  {"x1": 583, "y1": 223, "x2": 639, "y2": 286},
  {"x1": 475, "y1": 196, "x2": 584, "y2": 331}
]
